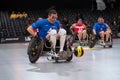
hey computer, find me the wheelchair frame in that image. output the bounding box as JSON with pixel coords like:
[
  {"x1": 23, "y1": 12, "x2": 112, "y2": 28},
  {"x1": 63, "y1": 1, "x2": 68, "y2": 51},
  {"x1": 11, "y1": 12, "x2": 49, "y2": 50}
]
[
  {"x1": 68, "y1": 32, "x2": 89, "y2": 46},
  {"x1": 88, "y1": 33, "x2": 113, "y2": 48},
  {"x1": 27, "y1": 35, "x2": 73, "y2": 63}
]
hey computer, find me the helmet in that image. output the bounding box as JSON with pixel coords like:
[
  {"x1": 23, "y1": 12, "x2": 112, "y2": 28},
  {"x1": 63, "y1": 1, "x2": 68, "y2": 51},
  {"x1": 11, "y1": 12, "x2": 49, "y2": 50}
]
[{"x1": 74, "y1": 46, "x2": 84, "y2": 57}]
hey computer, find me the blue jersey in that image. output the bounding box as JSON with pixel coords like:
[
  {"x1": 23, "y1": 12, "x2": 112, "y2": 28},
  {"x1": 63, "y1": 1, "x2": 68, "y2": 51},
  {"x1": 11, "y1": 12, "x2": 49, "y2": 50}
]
[
  {"x1": 93, "y1": 22, "x2": 108, "y2": 35},
  {"x1": 32, "y1": 18, "x2": 61, "y2": 40}
]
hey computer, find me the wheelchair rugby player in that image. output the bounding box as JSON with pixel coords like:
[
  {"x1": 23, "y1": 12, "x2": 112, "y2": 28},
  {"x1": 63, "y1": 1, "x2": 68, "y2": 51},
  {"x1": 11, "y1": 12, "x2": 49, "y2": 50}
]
[{"x1": 27, "y1": 9, "x2": 84, "y2": 63}]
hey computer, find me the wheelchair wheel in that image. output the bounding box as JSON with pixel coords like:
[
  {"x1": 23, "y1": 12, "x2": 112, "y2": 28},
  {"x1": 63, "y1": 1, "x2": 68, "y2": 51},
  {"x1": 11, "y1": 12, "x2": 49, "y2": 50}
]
[
  {"x1": 103, "y1": 33, "x2": 113, "y2": 48},
  {"x1": 27, "y1": 37, "x2": 44, "y2": 63},
  {"x1": 64, "y1": 40, "x2": 73, "y2": 62},
  {"x1": 67, "y1": 35, "x2": 74, "y2": 46},
  {"x1": 88, "y1": 34, "x2": 97, "y2": 48},
  {"x1": 108, "y1": 34, "x2": 113, "y2": 48},
  {"x1": 66, "y1": 50, "x2": 73, "y2": 62}
]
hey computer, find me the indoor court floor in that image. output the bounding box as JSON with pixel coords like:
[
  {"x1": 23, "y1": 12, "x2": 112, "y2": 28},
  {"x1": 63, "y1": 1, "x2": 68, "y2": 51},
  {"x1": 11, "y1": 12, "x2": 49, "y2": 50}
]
[{"x1": 0, "y1": 39, "x2": 120, "y2": 80}]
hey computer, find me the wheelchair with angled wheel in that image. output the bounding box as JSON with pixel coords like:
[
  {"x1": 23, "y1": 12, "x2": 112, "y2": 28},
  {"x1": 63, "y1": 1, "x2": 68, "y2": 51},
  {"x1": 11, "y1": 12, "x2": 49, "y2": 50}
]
[
  {"x1": 88, "y1": 33, "x2": 113, "y2": 48},
  {"x1": 27, "y1": 34, "x2": 73, "y2": 63},
  {"x1": 68, "y1": 29, "x2": 89, "y2": 46}
]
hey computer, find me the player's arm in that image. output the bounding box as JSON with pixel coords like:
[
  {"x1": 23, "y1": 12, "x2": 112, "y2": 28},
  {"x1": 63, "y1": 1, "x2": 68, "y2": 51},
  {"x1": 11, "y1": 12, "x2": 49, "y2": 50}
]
[
  {"x1": 70, "y1": 24, "x2": 75, "y2": 30},
  {"x1": 105, "y1": 23, "x2": 112, "y2": 33},
  {"x1": 70, "y1": 24, "x2": 75, "y2": 34},
  {"x1": 27, "y1": 20, "x2": 42, "y2": 37},
  {"x1": 93, "y1": 30, "x2": 96, "y2": 35},
  {"x1": 27, "y1": 26, "x2": 36, "y2": 37},
  {"x1": 93, "y1": 23, "x2": 97, "y2": 35},
  {"x1": 84, "y1": 24, "x2": 87, "y2": 30},
  {"x1": 108, "y1": 27, "x2": 112, "y2": 33}
]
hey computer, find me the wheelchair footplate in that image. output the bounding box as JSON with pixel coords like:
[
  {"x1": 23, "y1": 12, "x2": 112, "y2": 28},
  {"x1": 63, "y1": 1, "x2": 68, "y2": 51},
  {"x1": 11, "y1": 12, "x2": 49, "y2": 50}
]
[
  {"x1": 47, "y1": 50, "x2": 73, "y2": 62},
  {"x1": 79, "y1": 41, "x2": 88, "y2": 46},
  {"x1": 100, "y1": 41, "x2": 113, "y2": 48}
]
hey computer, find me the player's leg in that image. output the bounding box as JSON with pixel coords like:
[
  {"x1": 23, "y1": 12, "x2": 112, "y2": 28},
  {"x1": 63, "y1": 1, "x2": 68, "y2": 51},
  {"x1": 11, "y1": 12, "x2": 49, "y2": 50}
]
[
  {"x1": 58, "y1": 28, "x2": 67, "y2": 52},
  {"x1": 99, "y1": 31, "x2": 105, "y2": 45},
  {"x1": 46, "y1": 29, "x2": 57, "y2": 50},
  {"x1": 105, "y1": 30, "x2": 111, "y2": 45},
  {"x1": 82, "y1": 30, "x2": 87, "y2": 41},
  {"x1": 77, "y1": 31, "x2": 82, "y2": 41},
  {"x1": 105, "y1": 30, "x2": 110, "y2": 42}
]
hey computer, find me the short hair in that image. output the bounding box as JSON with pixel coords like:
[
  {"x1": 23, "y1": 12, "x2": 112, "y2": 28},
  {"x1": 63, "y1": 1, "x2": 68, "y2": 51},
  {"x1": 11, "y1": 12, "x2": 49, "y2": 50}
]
[
  {"x1": 48, "y1": 9, "x2": 57, "y2": 15},
  {"x1": 98, "y1": 16, "x2": 104, "y2": 19},
  {"x1": 78, "y1": 18, "x2": 82, "y2": 21}
]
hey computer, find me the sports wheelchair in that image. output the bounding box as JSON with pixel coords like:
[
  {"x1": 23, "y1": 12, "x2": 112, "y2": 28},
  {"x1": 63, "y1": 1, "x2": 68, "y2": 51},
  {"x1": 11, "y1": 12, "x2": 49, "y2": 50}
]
[
  {"x1": 27, "y1": 34, "x2": 73, "y2": 63},
  {"x1": 68, "y1": 29, "x2": 89, "y2": 46},
  {"x1": 88, "y1": 33, "x2": 113, "y2": 48}
]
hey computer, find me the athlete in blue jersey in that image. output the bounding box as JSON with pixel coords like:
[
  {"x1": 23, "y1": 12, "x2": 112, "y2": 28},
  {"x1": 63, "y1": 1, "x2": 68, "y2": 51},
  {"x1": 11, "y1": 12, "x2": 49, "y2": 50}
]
[
  {"x1": 31, "y1": 18, "x2": 60, "y2": 40},
  {"x1": 93, "y1": 17, "x2": 111, "y2": 45},
  {"x1": 27, "y1": 9, "x2": 66, "y2": 52}
]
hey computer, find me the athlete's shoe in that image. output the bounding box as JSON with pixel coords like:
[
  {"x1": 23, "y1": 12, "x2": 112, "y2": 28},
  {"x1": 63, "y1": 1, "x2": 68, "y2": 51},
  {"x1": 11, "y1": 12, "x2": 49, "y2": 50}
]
[{"x1": 100, "y1": 40, "x2": 105, "y2": 46}]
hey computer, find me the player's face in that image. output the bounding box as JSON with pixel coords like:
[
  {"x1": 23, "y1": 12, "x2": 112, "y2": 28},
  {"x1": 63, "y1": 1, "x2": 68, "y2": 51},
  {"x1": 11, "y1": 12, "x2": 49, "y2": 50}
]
[
  {"x1": 98, "y1": 18, "x2": 104, "y2": 23},
  {"x1": 49, "y1": 13, "x2": 58, "y2": 23}
]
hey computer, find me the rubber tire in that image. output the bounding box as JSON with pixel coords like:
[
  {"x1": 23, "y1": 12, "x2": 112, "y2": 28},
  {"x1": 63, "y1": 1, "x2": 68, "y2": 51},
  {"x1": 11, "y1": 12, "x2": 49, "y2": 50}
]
[{"x1": 27, "y1": 37, "x2": 44, "y2": 63}]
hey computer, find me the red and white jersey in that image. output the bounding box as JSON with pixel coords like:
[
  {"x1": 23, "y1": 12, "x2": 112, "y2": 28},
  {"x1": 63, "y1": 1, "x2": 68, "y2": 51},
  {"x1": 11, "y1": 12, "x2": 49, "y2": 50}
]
[{"x1": 73, "y1": 23, "x2": 86, "y2": 33}]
